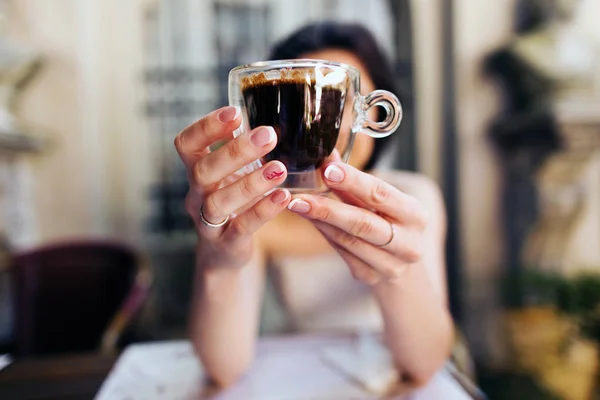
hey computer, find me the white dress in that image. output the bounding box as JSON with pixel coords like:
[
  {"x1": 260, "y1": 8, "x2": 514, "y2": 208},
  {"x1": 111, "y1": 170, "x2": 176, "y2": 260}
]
[{"x1": 268, "y1": 252, "x2": 383, "y2": 333}]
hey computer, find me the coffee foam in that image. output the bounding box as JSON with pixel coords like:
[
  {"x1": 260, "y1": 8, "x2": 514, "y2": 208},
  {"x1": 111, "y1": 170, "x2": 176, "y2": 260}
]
[{"x1": 240, "y1": 68, "x2": 348, "y2": 90}]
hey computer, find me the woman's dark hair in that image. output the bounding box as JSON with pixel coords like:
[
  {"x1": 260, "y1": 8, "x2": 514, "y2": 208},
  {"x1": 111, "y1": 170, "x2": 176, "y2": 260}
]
[{"x1": 269, "y1": 22, "x2": 399, "y2": 171}]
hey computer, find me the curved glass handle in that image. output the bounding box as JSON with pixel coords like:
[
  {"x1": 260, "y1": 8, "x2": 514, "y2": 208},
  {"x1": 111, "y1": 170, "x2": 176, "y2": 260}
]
[{"x1": 354, "y1": 90, "x2": 403, "y2": 138}]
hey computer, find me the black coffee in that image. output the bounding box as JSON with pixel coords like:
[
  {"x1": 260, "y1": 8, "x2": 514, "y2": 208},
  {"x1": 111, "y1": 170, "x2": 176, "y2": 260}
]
[{"x1": 242, "y1": 77, "x2": 346, "y2": 172}]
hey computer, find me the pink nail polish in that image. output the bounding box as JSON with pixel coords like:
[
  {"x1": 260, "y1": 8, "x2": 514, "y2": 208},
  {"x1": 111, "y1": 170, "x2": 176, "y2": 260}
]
[
  {"x1": 217, "y1": 106, "x2": 239, "y2": 123},
  {"x1": 288, "y1": 199, "x2": 310, "y2": 214},
  {"x1": 251, "y1": 126, "x2": 276, "y2": 147},
  {"x1": 324, "y1": 164, "x2": 344, "y2": 183},
  {"x1": 263, "y1": 162, "x2": 285, "y2": 181}
]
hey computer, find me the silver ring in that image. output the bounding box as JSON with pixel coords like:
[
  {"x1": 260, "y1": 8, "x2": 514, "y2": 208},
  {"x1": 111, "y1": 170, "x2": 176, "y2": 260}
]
[
  {"x1": 378, "y1": 221, "x2": 395, "y2": 248},
  {"x1": 200, "y1": 203, "x2": 229, "y2": 228}
]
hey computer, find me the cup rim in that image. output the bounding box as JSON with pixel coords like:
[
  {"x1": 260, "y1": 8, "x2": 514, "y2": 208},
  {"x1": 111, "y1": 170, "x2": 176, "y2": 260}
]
[{"x1": 229, "y1": 58, "x2": 360, "y2": 76}]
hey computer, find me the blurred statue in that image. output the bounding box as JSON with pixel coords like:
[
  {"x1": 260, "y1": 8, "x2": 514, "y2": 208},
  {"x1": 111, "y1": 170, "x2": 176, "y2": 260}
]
[
  {"x1": 486, "y1": 0, "x2": 600, "y2": 156},
  {"x1": 511, "y1": 0, "x2": 600, "y2": 100},
  {"x1": 0, "y1": 12, "x2": 43, "y2": 134},
  {"x1": 484, "y1": 1, "x2": 562, "y2": 278},
  {"x1": 487, "y1": 0, "x2": 600, "y2": 289},
  {"x1": 484, "y1": 0, "x2": 600, "y2": 277}
]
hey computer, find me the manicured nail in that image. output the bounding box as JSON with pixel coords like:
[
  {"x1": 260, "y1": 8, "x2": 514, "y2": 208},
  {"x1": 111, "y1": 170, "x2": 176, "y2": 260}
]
[
  {"x1": 217, "y1": 106, "x2": 240, "y2": 123},
  {"x1": 288, "y1": 199, "x2": 310, "y2": 214},
  {"x1": 263, "y1": 162, "x2": 285, "y2": 181},
  {"x1": 271, "y1": 189, "x2": 290, "y2": 204},
  {"x1": 251, "y1": 126, "x2": 276, "y2": 147},
  {"x1": 324, "y1": 164, "x2": 344, "y2": 183}
]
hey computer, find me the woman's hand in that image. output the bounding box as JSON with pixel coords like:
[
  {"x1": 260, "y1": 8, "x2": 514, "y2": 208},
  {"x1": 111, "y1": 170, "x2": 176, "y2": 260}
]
[
  {"x1": 287, "y1": 160, "x2": 430, "y2": 285},
  {"x1": 174, "y1": 107, "x2": 291, "y2": 268}
]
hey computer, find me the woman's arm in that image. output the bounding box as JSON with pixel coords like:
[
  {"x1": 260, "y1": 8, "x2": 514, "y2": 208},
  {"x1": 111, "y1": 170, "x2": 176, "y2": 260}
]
[
  {"x1": 372, "y1": 174, "x2": 453, "y2": 387},
  {"x1": 174, "y1": 107, "x2": 291, "y2": 387},
  {"x1": 189, "y1": 243, "x2": 266, "y2": 387},
  {"x1": 374, "y1": 267, "x2": 453, "y2": 387},
  {"x1": 288, "y1": 166, "x2": 453, "y2": 388}
]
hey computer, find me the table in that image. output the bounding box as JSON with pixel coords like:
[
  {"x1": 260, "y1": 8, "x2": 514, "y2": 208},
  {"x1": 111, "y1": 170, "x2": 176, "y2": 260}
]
[
  {"x1": 0, "y1": 353, "x2": 117, "y2": 399},
  {"x1": 0, "y1": 336, "x2": 484, "y2": 400}
]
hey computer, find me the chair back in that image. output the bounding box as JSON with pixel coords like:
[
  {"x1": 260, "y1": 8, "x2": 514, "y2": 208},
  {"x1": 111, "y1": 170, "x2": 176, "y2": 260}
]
[{"x1": 11, "y1": 241, "x2": 138, "y2": 356}]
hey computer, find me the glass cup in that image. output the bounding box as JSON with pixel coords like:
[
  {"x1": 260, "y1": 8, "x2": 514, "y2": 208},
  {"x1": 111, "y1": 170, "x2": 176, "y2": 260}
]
[{"x1": 229, "y1": 59, "x2": 402, "y2": 193}]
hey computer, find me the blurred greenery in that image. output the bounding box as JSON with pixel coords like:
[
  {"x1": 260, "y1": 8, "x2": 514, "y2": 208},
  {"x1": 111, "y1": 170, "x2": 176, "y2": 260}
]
[
  {"x1": 502, "y1": 268, "x2": 564, "y2": 309},
  {"x1": 503, "y1": 268, "x2": 600, "y2": 342},
  {"x1": 477, "y1": 370, "x2": 562, "y2": 400},
  {"x1": 558, "y1": 272, "x2": 600, "y2": 343},
  {"x1": 558, "y1": 274, "x2": 600, "y2": 315},
  {"x1": 581, "y1": 306, "x2": 600, "y2": 344},
  {"x1": 490, "y1": 270, "x2": 600, "y2": 400}
]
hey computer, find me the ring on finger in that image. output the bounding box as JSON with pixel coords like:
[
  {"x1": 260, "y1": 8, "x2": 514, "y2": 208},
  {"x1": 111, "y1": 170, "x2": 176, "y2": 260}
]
[
  {"x1": 378, "y1": 221, "x2": 395, "y2": 248},
  {"x1": 200, "y1": 203, "x2": 230, "y2": 228}
]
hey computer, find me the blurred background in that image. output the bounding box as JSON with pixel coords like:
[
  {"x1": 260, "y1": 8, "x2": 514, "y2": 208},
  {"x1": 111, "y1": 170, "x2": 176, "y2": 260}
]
[{"x1": 1, "y1": 0, "x2": 599, "y2": 398}]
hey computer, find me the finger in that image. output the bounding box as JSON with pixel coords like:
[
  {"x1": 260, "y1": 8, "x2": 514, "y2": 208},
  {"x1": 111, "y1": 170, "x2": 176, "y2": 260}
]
[
  {"x1": 221, "y1": 188, "x2": 291, "y2": 241},
  {"x1": 202, "y1": 161, "x2": 287, "y2": 223},
  {"x1": 174, "y1": 106, "x2": 242, "y2": 169},
  {"x1": 322, "y1": 162, "x2": 429, "y2": 228},
  {"x1": 287, "y1": 194, "x2": 393, "y2": 247},
  {"x1": 313, "y1": 221, "x2": 416, "y2": 280},
  {"x1": 322, "y1": 237, "x2": 380, "y2": 285},
  {"x1": 192, "y1": 126, "x2": 277, "y2": 188},
  {"x1": 334, "y1": 191, "x2": 366, "y2": 209}
]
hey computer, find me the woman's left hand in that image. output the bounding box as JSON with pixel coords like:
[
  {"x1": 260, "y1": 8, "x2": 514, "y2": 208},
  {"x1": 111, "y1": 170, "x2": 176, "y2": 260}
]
[{"x1": 287, "y1": 160, "x2": 430, "y2": 285}]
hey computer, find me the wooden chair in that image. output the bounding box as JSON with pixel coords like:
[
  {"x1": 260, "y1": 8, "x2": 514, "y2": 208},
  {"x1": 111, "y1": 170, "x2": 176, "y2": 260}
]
[{"x1": 9, "y1": 240, "x2": 152, "y2": 356}]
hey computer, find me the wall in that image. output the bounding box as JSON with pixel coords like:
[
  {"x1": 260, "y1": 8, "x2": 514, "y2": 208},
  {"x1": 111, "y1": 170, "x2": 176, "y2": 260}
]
[
  {"x1": 8, "y1": 0, "x2": 90, "y2": 243},
  {"x1": 564, "y1": 151, "x2": 600, "y2": 272},
  {"x1": 411, "y1": 0, "x2": 444, "y2": 183},
  {"x1": 8, "y1": 0, "x2": 152, "y2": 247},
  {"x1": 564, "y1": 0, "x2": 600, "y2": 273},
  {"x1": 454, "y1": 0, "x2": 516, "y2": 364}
]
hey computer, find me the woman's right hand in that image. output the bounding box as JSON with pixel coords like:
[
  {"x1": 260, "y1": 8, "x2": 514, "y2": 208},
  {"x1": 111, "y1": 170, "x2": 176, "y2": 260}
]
[{"x1": 175, "y1": 106, "x2": 291, "y2": 269}]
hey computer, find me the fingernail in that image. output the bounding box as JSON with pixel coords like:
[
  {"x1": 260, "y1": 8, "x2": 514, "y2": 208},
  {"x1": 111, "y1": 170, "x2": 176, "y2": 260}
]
[
  {"x1": 217, "y1": 106, "x2": 240, "y2": 123},
  {"x1": 251, "y1": 126, "x2": 276, "y2": 147},
  {"x1": 288, "y1": 199, "x2": 310, "y2": 214},
  {"x1": 324, "y1": 164, "x2": 344, "y2": 183},
  {"x1": 263, "y1": 162, "x2": 285, "y2": 181},
  {"x1": 271, "y1": 189, "x2": 290, "y2": 204}
]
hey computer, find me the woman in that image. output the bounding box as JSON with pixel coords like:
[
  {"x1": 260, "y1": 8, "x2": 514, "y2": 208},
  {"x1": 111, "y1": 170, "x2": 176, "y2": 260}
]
[{"x1": 175, "y1": 23, "x2": 454, "y2": 388}]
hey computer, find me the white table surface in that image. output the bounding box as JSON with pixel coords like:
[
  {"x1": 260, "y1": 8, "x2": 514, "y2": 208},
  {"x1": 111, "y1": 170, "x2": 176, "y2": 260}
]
[
  {"x1": 0, "y1": 355, "x2": 11, "y2": 372},
  {"x1": 96, "y1": 335, "x2": 476, "y2": 400}
]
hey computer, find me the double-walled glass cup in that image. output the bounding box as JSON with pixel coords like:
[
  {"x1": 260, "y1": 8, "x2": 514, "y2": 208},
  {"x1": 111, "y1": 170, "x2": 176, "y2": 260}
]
[{"x1": 229, "y1": 59, "x2": 402, "y2": 193}]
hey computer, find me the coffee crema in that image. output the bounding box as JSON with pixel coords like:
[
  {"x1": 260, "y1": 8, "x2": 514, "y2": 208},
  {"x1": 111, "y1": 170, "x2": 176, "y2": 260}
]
[
  {"x1": 242, "y1": 71, "x2": 348, "y2": 172},
  {"x1": 240, "y1": 68, "x2": 349, "y2": 90}
]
